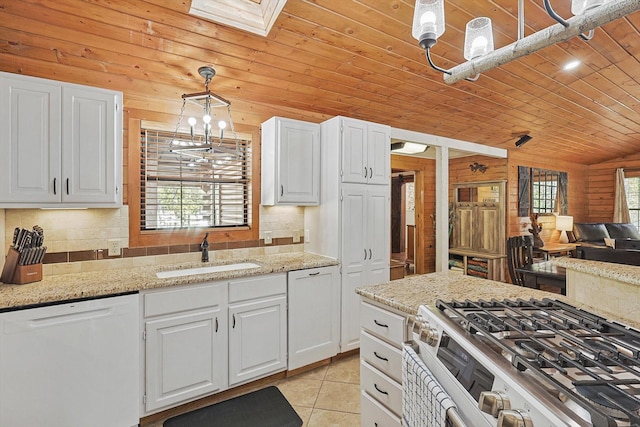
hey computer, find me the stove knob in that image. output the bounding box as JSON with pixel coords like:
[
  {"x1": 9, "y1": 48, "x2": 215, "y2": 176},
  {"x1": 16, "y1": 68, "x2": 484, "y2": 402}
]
[
  {"x1": 420, "y1": 327, "x2": 439, "y2": 346},
  {"x1": 479, "y1": 391, "x2": 511, "y2": 417},
  {"x1": 411, "y1": 315, "x2": 424, "y2": 334},
  {"x1": 497, "y1": 409, "x2": 533, "y2": 427}
]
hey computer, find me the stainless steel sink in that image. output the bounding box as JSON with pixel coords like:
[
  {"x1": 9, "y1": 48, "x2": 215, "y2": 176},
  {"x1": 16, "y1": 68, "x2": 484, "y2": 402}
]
[{"x1": 156, "y1": 262, "x2": 261, "y2": 279}]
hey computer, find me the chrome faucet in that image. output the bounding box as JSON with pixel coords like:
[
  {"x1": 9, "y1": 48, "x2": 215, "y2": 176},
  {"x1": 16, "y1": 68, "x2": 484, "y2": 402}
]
[{"x1": 201, "y1": 232, "x2": 209, "y2": 263}]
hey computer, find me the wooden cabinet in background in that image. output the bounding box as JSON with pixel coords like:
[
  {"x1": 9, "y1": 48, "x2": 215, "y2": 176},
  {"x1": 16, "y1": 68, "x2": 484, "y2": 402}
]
[{"x1": 451, "y1": 181, "x2": 506, "y2": 280}]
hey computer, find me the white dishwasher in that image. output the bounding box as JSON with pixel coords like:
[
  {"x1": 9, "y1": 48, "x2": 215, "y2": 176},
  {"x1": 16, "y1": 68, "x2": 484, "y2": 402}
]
[{"x1": 0, "y1": 293, "x2": 139, "y2": 427}]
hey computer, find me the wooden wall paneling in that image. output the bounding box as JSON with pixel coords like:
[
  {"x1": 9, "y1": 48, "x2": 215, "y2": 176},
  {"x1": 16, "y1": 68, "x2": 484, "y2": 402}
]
[
  {"x1": 507, "y1": 150, "x2": 589, "y2": 239},
  {"x1": 587, "y1": 152, "x2": 640, "y2": 222}
]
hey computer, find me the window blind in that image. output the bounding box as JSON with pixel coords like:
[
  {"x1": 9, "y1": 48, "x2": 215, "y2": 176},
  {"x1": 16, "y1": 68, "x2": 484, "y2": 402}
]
[{"x1": 140, "y1": 129, "x2": 251, "y2": 230}]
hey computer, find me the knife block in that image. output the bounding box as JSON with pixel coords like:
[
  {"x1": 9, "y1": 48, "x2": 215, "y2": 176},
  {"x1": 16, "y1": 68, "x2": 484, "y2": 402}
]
[{"x1": 1, "y1": 248, "x2": 43, "y2": 284}]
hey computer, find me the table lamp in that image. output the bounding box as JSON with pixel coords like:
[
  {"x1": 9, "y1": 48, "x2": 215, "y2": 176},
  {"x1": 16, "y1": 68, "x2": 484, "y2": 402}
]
[{"x1": 556, "y1": 215, "x2": 573, "y2": 244}]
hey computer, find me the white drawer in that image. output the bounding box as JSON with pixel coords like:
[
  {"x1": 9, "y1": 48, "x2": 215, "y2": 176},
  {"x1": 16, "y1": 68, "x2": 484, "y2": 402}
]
[
  {"x1": 228, "y1": 273, "x2": 286, "y2": 303},
  {"x1": 360, "y1": 390, "x2": 401, "y2": 427},
  {"x1": 361, "y1": 301, "x2": 405, "y2": 346},
  {"x1": 143, "y1": 281, "x2": 225, "y2": 318},
  {"x1": 360, "y1": 331, "x2": 402, "y2": 382},
  {"x1": 360, "y1": 360, "x2": 402, "y2": 416}
]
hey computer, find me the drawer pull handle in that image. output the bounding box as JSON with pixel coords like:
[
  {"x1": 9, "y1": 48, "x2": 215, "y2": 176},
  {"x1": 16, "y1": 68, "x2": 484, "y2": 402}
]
[
  {"x1": 374, "y1": 319, "x2": 388, "y2": 328},
  {"x1": 309, "y1": 271, "x2": 320, "y2": 276},
  {"x1": 373, "y1": 351, "x2": 388, "y2": 362},
  {"x1": 374, "y1": 383, "x2": 388, "y2": 395}
]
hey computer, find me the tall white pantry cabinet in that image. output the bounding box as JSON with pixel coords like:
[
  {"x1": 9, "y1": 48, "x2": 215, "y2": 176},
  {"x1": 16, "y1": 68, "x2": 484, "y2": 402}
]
[{"x1": 306, "y1": 116, "x2": 390, "y2": 353}]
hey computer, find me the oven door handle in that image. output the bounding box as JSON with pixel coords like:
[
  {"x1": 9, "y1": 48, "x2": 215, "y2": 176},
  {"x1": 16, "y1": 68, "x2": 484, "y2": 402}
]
[{"x1": 446, "y1": 407, "x2": 466, "y2": 427}]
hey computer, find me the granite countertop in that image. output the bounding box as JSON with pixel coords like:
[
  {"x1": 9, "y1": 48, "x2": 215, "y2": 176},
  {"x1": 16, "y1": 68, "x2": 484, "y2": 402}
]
[
  {"x1": 356, "y1": 271, "x2": 637, "y2": 328},
  {"x1": 0, "y1": 252, "x2": 338, "y2": 311},
  {"x1": 554, "y1": 257, "x2": 640, "y2": 286}
]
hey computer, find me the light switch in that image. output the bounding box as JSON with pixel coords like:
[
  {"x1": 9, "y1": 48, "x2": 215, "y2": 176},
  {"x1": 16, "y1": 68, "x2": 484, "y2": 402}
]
[{"x1": 264, "y1": 231, "x2": 272, "y2": 245}]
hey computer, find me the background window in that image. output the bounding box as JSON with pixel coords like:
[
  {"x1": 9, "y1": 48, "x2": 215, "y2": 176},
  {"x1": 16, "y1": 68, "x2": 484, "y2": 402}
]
[
  {"x1": 140, "y1": 129, "x2": 250, "y2": 231},
  {"x1": 625, "y1": 176, "x2": 640, "y2": 229}
]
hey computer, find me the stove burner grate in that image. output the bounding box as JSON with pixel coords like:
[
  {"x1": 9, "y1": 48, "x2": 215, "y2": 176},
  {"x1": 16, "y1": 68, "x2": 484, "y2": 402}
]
[{"x1": 575, "y1": 383, "x2": 640, "y2": 420}]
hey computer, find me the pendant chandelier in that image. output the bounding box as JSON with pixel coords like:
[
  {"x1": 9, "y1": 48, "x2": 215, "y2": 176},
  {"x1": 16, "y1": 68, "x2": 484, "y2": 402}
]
[{"x1": 171, "y1": 66, "x2": 239, "y2": 157}]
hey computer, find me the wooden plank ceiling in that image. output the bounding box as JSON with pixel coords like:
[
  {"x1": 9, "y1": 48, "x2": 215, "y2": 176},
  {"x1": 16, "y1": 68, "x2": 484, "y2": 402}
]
[{"x1": 1, "y1": 0, "x2": 639, "y2": 165}]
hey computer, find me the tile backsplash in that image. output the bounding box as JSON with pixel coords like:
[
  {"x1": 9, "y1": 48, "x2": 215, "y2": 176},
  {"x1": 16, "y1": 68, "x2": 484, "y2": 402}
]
[{"x1": 2, "y1": 205, "x2": 306, "y2": 276}]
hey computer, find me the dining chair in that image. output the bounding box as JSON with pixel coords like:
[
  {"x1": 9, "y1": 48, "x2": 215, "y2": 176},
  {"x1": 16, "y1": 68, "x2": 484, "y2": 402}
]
[{"x1": 506, "y1": 235, "x2": 534, "y2": 286}]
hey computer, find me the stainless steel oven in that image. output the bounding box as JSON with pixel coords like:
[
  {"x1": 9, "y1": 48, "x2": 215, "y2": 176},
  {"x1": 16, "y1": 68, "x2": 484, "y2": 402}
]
[{"x1": 403, "y1": 298, "x2": 640, "y2": 427}]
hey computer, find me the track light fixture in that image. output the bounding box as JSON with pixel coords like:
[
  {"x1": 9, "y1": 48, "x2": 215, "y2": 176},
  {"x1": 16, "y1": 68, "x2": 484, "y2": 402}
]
[
  {"x1": 412, "y1": 0, "x2": 640, "y2": 84},
  {"x1": 514, "y1": 135, "x2": 533, "y2": 148}
]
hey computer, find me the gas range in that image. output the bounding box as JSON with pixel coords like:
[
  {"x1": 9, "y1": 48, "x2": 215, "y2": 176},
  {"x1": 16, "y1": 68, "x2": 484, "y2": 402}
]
[{"x1": 410, "y1": 298, "x2": 640, "y2": 427}]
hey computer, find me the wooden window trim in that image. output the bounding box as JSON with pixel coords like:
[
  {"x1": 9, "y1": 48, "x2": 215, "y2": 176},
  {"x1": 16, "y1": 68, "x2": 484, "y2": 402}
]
[{"x1": 128, "y1": 118, "x2": 260, "y2": 248}]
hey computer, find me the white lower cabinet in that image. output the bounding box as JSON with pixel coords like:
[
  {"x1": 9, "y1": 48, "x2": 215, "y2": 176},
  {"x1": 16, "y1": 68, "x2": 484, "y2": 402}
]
[
  {"x1": 228, "y1": 274, "x2": 287, "y2": 386},
  {"x1": 142, "y1": 282, "x2": 228, "y2": 414},
  {"x1": 360, "y1": 299, "x2": 406, "y2": 427},
  {"x1": 287, "y1": 265, "x2": 340, "y2": 370}
]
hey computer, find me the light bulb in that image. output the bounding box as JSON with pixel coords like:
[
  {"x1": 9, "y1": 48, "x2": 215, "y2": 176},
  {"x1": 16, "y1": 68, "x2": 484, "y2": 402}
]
[
  {"x1": 218, "y1": 120, "x2": 227, "y2": 129},
  {"x1": 188, "y1": 117, "x2": 197, "y2": 126},
  {"x1": 203, "y1": 114, "x2": 211, "y2": 124},
  {"x1": 420, "y1": 11, "x2": 437, "y2": 34},
  {"x1": 469, "y1": 36, "x2": 488, "y2": 58}
]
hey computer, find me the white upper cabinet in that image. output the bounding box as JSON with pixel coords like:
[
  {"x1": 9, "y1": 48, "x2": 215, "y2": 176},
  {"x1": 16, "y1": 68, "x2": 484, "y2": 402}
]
[
  {"x1": 0, "y1": 71, "x2": 122, "y2": 208},
  {"x1": 261, "y1": 116, "x2": 320, "y2": 206},
  {"x1": 339, "y1": 117, "x2": 390, "y2": 185}
]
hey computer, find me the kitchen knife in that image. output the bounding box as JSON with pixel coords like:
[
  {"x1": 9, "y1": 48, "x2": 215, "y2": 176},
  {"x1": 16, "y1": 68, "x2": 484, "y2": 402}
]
[
  {"x1": 18, "y1": 249, "x2": 27, "y2": 266},
  {"x1": 12, "y1": 228, "x2": 19, "y2": 245}
]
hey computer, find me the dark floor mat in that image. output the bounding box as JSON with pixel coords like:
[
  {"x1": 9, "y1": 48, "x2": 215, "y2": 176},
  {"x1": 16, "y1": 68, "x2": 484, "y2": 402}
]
[{"x1": 163, "y1": 386, "x2": 302, "y2": 427}]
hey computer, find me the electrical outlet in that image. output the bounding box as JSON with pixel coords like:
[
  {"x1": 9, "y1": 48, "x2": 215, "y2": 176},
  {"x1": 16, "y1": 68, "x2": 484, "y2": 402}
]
[
  {"x1": 304, "y1": 229, "x2": 310, "y2": 243},
  {"x1": 107, "y1": 239, "x2": 121, "y2": 257},
  {"x1": 264, "y1": 231, "x2": 272, "y2": 245},
  {"x1": 292, "y1": 230, "x2": 301, "y2": 243}
]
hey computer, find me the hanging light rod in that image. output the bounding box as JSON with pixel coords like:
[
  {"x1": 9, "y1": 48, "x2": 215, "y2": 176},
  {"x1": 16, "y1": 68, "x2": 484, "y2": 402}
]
[{"x1": 413, "y1": 0, "x2": 640, "y2": 85}]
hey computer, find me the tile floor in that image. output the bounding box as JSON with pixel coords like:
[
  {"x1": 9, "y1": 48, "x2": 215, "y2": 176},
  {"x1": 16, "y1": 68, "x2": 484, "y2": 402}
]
[
  {"x1": 277, "y1": 354, "x2": 361, "y2": 426},
  {"x1": 144, "y1": 353, "x2": 361, "y2": 427}
]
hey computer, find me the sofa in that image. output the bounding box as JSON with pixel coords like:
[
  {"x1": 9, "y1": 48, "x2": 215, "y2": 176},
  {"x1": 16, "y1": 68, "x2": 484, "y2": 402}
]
[
  {"x1": 572, "y1": 222, "x2": 640, "y2": 246},
  {"x1": 572, "y1": 222, "x2": 640, "y2": 266}
]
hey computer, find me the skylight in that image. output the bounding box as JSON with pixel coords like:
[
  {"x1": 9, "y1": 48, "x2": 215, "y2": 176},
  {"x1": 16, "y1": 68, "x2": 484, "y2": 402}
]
[{"x1": 189, "y1": 0, "x2": 287, "y2": 37}]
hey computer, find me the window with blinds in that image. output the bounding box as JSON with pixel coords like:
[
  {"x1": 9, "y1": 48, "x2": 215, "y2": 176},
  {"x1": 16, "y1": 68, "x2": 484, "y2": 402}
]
[{"x1": 140, "y1": 129, "x2": 251, "y2": 230}]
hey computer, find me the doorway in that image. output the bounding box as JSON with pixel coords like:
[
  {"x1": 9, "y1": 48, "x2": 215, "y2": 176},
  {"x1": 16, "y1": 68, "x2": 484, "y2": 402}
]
[{"x1": 391, "y1": 172, "x2": 416, "y2": 277}]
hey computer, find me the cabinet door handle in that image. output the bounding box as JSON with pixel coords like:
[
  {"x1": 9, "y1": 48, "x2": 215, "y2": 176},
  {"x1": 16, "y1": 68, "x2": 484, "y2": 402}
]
[
  {"x1": 364, "y1": 249, "x2": 367, "y2": 260},
  {"x1": 369, "y1": 167, "x2": 373, "y2": 179},
  {"x1": 280, "y1": 185, "x2": 284, "y2": 196},
  {"x1": 374, "y1": 384, "x2": 389, "y2": 395},
  {"x1": 364, "y1": 167, "x2": 368, "y2": 178},
  {"x1": 53, "y1": 178, "x2": 57, "y2": 195},
  {"x1": 369, "y1": 249, "x2": 372, "y2": 259},
  {"x1": 232, "y1": 314, "x2": 236, "y2": 329},
  {"x1": 66, "y1": 178, "x2": 69, "y2": 195},
  {"x1": 373, "y1": 351, "x2": 388, "y2": 362},
  {"x1": 309, "y1": 271, "x2": 320, "y2": 276},
  {"x1": 374, "y1": 319, "x2": 388, "y2": 328},
  {"x1": 215, "y1": 317, "x2": 218, "y2": 333}
]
